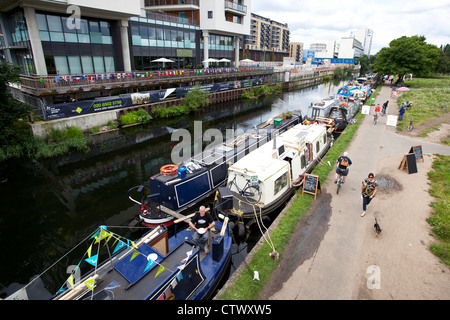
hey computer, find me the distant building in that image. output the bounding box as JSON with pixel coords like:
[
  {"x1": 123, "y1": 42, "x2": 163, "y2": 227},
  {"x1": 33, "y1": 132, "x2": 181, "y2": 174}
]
[
  {"x1": 289, "y1": 42, "x2": 303, "y2": 63},
  {"x1": 338, "y1": 37, "x2": 364, "y2": 59},
  {"x1": 350, "y1": 28, "x2": 373, "y2": 56},
  {"x1": 243, "y1": 13, "x2": 289, "y2": 62},
  {"x1": 302, "y1": 49, "x2": 318, "y2": 63}
]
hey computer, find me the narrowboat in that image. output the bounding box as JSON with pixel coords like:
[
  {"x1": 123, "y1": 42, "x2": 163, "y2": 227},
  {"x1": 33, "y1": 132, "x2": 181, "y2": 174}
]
[
  {"x1": 7, "y1": 222, "x2": 232, "y2": 300},
  {"x1": 214, "y1": 123, "x2": 330, "y2": 229},
  {"x1": 131, "y1": 114, "x2": 303, "y2": 227},
  {"x1": 306, "y1": 96, "x2": 340, "y2": 120},
  {"x1": 328, "y1": 99, "x2": 361, "y2": 132}
]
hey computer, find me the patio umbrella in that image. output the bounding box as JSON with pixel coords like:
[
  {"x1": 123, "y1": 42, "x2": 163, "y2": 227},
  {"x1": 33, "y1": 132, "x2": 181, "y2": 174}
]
[
  {"x1": 152, "y1": 58, "x2": 174, "y2": 63},
  {"x1": 151, "y1": 58, "x2": 174, "y2": 69},
  {"x1": 397, "y1": 87, "x2": 410, "y2": 92},
  {"x1": 240, "y1": 58, "x2": 255, "y2": 63},
  {"x1": 218, "y1": 58, "x2": 231, "y2": 62},
  {"x1": 202, "y1": 58, "x2": 219, "y2": 63}
]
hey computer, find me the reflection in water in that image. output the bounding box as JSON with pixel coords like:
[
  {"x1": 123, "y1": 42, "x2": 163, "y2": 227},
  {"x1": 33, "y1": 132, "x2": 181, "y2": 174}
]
[{"x1": 0, "y1": 80, "x2": 347, "y2": 298}]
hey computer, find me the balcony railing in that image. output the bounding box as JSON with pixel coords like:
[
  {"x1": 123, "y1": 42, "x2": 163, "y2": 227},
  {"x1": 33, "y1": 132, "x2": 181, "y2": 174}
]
[
  {"x1": 145, "y1": 0, "x2": 199, "y2": 7},
  {"x1": 224, "y1": 1, "x2": 247, "y2": 15},
  {"x1": 18, "y1": 67, "x2": 274, "y2": 97}
]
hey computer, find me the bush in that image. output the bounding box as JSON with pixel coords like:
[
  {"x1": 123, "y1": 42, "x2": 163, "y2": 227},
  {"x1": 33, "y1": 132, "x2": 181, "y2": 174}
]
[{"x1": 120, "y1": 109, "x2": 153, "y2": 125}]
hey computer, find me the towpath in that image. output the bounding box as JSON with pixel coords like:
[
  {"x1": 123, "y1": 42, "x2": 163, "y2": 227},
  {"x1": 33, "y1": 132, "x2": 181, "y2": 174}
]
[{"x1": 259, "y1": 85, "x2": 450, "y2": 300}]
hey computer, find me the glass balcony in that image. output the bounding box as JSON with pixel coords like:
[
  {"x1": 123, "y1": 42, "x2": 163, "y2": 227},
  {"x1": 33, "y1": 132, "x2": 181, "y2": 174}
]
[{"x1": 224, "y1": 1, "x2": 247, "y2": 15}]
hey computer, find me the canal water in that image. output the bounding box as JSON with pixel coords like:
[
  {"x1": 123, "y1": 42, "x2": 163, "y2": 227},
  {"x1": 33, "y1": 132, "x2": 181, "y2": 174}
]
[{"x1": 0, "y1": 80, "x2": 347, "y2": 299}]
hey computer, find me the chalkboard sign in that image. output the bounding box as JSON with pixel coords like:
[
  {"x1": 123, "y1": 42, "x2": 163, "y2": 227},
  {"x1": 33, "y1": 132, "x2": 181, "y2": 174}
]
[
  {"x1": 409, "y1": 145, "x2": 424, "y2": 162},
  {"x1": 398, "y1": 153, "x2": 418, "y2": 174},
  {"x1": 302, "y1": 174, "x2": 321, "y2": 199},
  {"x1": 406, "y1": 153, "x2": 418, "y2": 174}
]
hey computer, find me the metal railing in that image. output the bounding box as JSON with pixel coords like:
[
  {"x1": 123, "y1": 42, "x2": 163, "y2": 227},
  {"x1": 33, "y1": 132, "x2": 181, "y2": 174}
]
[
  {"x1": 224, "y1": 1, "x2": 247, "y2": 14},
  {"x1": 19, "y1": 67, "x2": 275, "y2": 96},
  {"x1": 145, "y1": 0, "x2": 199, "y2": 7}
]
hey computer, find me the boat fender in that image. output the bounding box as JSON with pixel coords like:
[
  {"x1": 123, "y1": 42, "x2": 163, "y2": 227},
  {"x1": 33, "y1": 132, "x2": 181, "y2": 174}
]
[
  {"x1": 237, "y1": 222, "x2": 245, "y2": 237},
  {"x1": 228, "y1": 221, "x2": 235, "y2": 231}
]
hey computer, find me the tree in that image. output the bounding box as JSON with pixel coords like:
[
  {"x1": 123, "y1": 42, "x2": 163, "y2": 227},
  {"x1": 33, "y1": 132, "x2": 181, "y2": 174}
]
[
  {"x1": 435, "y1": 44, "x2": 450, "y2": 74},
  {"x1": 357, "y1": 54, "x2": 376, "y2": 76},
  {"x1": 0, "y1": 61, "x2": 32, "y2": 147},
  {"x1": 373, "y1": 35, "x2": 440, "y2": 78}
]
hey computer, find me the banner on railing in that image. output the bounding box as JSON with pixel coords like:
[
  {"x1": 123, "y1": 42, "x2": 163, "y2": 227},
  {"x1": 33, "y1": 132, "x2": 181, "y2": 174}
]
[
  {"x1": 44, "y1": 88, "x2": 176, "y2": 120},
  {"x1": 43, "y1": 79, "x2": 264, "y2": 120},
  {"x1": 176, "y1": 78, "x2": 263, "y2": 98}
]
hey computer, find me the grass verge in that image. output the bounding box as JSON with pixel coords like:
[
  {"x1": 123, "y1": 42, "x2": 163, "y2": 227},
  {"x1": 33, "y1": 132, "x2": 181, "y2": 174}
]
[
  {"x1": 396, "y1": 77, "x2": 449, "y2": 132},
  {"x1": 427, "y1": 154, "x2": 450, "y2": 265},
  {"x1": 218, "y1": 87, "x2": 380, "y2": 300}
]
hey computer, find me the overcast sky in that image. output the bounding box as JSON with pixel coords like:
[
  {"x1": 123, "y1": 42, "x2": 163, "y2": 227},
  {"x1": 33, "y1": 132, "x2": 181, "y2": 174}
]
[{"x1": 251, "y1": 0, "x2": 450, "y2": 54}]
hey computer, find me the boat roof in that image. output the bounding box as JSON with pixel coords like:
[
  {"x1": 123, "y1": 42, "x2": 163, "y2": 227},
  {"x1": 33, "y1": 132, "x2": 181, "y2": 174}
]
[
  {"x1": 312, "y1": 96, "x2": 338, "y2": 109},
  {"x1": 229, "y1": 124, "x2": 326, "y2": 181}
]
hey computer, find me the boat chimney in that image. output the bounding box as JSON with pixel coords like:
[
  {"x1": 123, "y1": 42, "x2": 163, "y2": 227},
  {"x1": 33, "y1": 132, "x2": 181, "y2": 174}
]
[{"x1": 273, "y1": 131, "x2": 276, "y2": 150}]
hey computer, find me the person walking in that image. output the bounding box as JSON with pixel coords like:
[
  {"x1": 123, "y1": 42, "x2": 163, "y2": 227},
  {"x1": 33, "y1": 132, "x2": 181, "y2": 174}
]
[
  {"x1": 361, "y1": 173, "x2": 378, "y2": 217},
  {"x1": 382, "y1": 101, "x2": 389, "y2": 116},
  {"x1": 189, "y1": 206, "x2": 215, "y2": 252}
]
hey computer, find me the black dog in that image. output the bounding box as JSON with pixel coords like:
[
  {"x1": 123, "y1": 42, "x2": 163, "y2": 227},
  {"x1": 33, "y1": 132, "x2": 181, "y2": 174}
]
[{"x1": 374, "y1": 218, "x2": 382, "y2": 236}]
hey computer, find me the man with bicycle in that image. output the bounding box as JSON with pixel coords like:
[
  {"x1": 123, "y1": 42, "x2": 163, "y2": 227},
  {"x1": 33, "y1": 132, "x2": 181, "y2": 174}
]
[{"x1": 335, "y1": 152, "x2": 352, "y2": 184}]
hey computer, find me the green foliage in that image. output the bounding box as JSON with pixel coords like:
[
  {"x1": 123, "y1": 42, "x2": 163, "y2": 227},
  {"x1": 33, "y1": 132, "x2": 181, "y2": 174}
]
[
  {"x1": 183, "y1": 87, "x2": 210, "y2": 111},
  {"x1": 357, "y1": 54, "x2": 376, "y2": 75},
  {"x1": 427, "y1": 154, "x2": 450, "y2": 265},
  {"x1": 241, "y1": 84, "x2": 282, "y2": 99},
  {"x1": 395, "y1": 77, "x2": 449, "y2": 132},
  {"x1": 0, "y1": 61, "x2": 32, "y2": 147},
  {"x1": 373, "y1": 35, "x2": 440, "y2": 78},
  {"x1": 120, "y1": 109, "x2": 153, "y2": 125},
  {"x1": 435, "y1": 44, "x2": 450, "y2": 74},
  {"x1": 152, "y1": 104, "x2": 190, "y2": 118}
]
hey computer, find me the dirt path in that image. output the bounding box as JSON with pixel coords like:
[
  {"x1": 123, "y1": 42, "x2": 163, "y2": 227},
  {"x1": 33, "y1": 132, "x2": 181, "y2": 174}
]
[{"x1": 259, "y1": 85, "x2": 450, "y2": 300}]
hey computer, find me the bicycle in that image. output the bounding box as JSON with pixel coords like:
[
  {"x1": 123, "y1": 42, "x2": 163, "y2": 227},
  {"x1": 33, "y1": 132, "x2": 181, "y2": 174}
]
[
  {"x1": 373, "y1": 113, "x2": 378, "y2": 125},
  {"x1": 228, "y1": 173, "x2": 261, "y2": 204},
  {"x1": 407, "y1": 118, "x2": 414, "y2": 131},
  {"x1": 336, "y1": 171, "x2": 344, "y2": 194}
]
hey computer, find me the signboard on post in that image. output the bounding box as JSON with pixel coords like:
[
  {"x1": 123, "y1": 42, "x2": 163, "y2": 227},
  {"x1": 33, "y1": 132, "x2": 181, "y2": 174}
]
[
  {"x1": 302, "y1": 173, "x2": 321, "y2": 200},
  {"x1": 386, "y1": 115, "x2": 398, "y2": 127}
]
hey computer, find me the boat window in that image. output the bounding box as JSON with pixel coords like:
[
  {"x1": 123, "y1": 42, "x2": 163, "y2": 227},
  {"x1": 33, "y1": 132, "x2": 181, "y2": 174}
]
[
  {"x1": 316, "y1": 141, "x2": 320, "y2": 153},
  {"x1": 300, "y1": 155, "x2": 306, "y2": 169},
  {"x1": 323, "y1": 134, "x2": 326, "y2": 144},
  {"x1": 274, "y1": 172, "x2": 288, "y2": 196}
]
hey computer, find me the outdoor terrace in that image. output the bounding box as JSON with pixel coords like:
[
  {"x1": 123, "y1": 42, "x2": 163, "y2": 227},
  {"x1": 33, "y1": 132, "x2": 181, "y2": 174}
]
[{"x1": 18, "y1": 67, "x2": 275, "y2": 98}]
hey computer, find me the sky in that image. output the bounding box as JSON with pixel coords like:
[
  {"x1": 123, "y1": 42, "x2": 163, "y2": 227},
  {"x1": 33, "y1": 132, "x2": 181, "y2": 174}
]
[{"x1": 251, "y1": 0, "x2": 450, "y2": 55}]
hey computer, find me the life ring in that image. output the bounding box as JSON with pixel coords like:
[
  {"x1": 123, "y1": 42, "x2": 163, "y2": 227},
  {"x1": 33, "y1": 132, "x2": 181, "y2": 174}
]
[{"x1": 160, "y1": 164, "x2": 178, "y2": 175}]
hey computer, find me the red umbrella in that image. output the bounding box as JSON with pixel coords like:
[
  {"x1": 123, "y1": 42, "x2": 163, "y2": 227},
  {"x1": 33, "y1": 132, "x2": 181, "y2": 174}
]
[{"x1": 397, "y1": 87, "x2": 410, "y2": 92}]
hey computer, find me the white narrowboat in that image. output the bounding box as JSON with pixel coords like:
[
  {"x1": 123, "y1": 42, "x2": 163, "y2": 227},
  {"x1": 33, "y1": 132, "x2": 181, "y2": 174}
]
[{"x1": 221, "y1": 123, "x2": 330, "y2": 219}]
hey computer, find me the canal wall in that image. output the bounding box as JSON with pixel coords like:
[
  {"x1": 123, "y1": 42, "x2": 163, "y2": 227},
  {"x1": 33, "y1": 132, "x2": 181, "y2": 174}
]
[{"x1": 29, "y1": 73, "x2": 331, "y2": 138}]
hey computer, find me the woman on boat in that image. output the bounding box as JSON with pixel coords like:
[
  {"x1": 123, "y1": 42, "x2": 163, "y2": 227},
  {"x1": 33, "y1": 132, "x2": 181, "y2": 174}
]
[{"x1": 189, "y1": 206, "x2": 215, "y2": 253}]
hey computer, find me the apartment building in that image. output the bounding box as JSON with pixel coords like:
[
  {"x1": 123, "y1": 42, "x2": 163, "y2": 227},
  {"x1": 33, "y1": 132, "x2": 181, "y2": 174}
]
[
  {"x1": 0, "y1": 0, "x2": 252, "y2": 75},
  {"x1": 289, "y1": 42, "x2": 303, "y2": 63},
  {"x1": 350, "y1": 27, "x2": 373, "y2": 56},
  {"x1": 243, "y1": 13, "x2": 289, "y2": 62}
]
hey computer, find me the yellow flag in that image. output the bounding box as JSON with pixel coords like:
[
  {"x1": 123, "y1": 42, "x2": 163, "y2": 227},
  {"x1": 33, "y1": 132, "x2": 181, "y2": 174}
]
[
  {"x1": 155, "y1": 265, "x2": 166, "y2": 278},
  {"x1": 87, "y1": 244, "x2": 92, "y2": 258},
  {"x1": 130, "y1": 250, "x2": 140, "y2": 261},
  {"x1": 67, "y1": 274, "x2": 74, "y2": 290},
  {"x1": 131, "y1": 241, "x2": 138, "y2": 249},
  {"x1": 84, "y1": 277, "x2": 96, "y2": 291}
]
